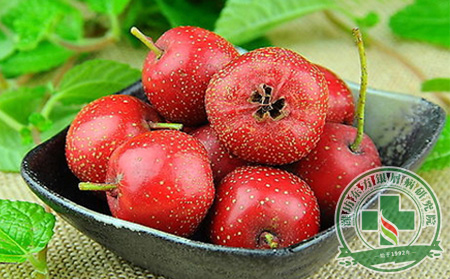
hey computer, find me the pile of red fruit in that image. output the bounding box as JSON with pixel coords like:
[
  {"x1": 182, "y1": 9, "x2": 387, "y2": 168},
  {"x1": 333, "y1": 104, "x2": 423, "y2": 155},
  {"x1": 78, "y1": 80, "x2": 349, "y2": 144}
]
[{"x1": 65, "y1": 26, "x2": 381, "y2": 249}]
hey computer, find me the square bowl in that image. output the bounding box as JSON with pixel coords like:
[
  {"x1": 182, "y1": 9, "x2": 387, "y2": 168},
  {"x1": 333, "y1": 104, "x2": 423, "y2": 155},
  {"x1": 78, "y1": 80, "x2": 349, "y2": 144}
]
[{"x1": 21, "y1": 80, "x2": 445, "y2": 279}]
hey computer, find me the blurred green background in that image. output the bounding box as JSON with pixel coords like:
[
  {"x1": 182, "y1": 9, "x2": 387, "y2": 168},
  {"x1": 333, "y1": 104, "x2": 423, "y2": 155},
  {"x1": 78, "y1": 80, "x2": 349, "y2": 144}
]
[
  {"x1": 0, "y1": 0, "x2": 449, "y2": 278},
  {"x1": 0, "y1": 0, "x2": 449, "y2": 173}
]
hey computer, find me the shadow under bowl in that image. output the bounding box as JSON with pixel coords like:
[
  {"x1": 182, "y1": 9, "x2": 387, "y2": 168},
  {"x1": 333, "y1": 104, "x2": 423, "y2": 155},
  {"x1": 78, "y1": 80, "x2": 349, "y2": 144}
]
[{"x1": 21, "y1": 80, "x2": 445, "y2": 279}]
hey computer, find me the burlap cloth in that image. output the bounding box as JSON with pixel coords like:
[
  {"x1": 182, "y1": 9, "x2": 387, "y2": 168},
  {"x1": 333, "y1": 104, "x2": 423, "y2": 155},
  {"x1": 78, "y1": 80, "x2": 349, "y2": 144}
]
[{"x1": 1, "y1": 1, "x2": 449, "y2": 278}]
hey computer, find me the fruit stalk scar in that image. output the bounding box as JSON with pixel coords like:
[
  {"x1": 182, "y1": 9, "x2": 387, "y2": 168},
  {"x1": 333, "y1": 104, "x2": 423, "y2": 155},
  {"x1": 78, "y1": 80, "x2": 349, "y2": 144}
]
[
  {"x1": 350, "y1": 27, "x2": 368, "y2": 153},
  {"x1": 131, "y1": 27, "x2": 163, "y2": 58},
  {"x1": 79, "y1": 182, "x2": 117, "y2": 191}
]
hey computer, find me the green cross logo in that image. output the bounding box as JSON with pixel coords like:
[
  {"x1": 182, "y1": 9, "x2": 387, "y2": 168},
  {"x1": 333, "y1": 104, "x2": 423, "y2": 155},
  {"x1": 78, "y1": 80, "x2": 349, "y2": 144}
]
[{"x1": 361, "y1": 195, "x2": 415, "y2": 246}]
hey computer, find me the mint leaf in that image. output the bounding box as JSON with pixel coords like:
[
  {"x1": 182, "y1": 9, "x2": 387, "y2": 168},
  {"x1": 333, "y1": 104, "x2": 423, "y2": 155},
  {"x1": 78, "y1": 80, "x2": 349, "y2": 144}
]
[
  {"x1": 0, "y1": 122, "x2": 34, "y2": 172},
  {"x1": 420, "y1": 116, "x2": 450, "y2": 171},
  {"x1": 83, "y1": 0, "x2": 132, "y2": 15},
  {"x1": 240, "y1": 36, "x2": 272, "y2": 50},
  {"x1": 422, "y1": 78, "x2": 450, "y2": 92},
  {"x1": 0, "y1": 87, "x2": 47, "y2": 171},
  {"x1": 41, "y1": 104, "x2": 81, "y2": 140},
  {"x1": 0, "y1": 0, "x2": 20, "y2": 17},
  {"x1": 121, "y1": 0, "x2": 170, "y2": 46},
  {"x1": 389, "y1": 0, "x2": 450, "y2": 48},
  {"x1": 54, "y1": 60, "x2": 140, "y2": 105},
  {"x1": 0, "y1": 30, "x2": 14, "y2": 60},
  {"x1": 0, "y1": 41, "x2": 73, "y2": 78},
  {"x1": 0, "y1": 200, "x2": 55, "y2": 263},
  {"x1": 214, "y1": 0, "x2": 335, "y2": 45},
  {"x1": 355, "y1": 11, "x2": 380, "y2": 29},
  {"x1": 0, "y1": 87, "x2": 46, "y2": 124},
  {"x1": 1, "y1": 0, "x2": 62, "y2": 51},
  {"x1": 52, "y1": 3, "x2": 84, "y2": 42},
  {"x1": 155, "y1": 0, "x2": 224, "y2": 30}
]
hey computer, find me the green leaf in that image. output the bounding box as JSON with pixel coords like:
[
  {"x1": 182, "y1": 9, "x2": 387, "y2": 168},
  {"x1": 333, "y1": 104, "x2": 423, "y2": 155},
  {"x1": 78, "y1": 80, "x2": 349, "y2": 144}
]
[
  {"x1": 83, "y1": 0, "x2": 132, "y2": 15},
  {"x1": 0, "y1": 200, "x2": 55, "y2": 263},
  {"x1": 28, "y1": 113, "x2": 53, "y2": 132},
  {"x1": 389, "y1": 0, "x2": 450, "y2": 48},
  {"x1": 0, "y1": 86, "x2": 47, "y2": 171},
  {"x1": 0, "y1": 122, "x2": 34, "y2": 172},
  {"x1": 420, "y1": 116, "x2": 450, "y2": 171},
  {"x1": 41, "y1": 104, "x2": 80, "y2": 141},
  {"x1": 355, "y1": 11, "x2": 380, "y2": 29},
  {"x1": 0, "y1": 41, "x2": 73, "y2": 78},
  {"x1": 52, "y1": 3, "x2": 84, "y2": 42},
  {"x1": 0, "y1": 87, "x2": 46, "y2": 124},
  {"x1": 121, "y1": 0, "x2": 170, "y2": 46},
  {"x1": 155, "y1": 0, "x2": 224, "y2": 30},
  {"x1": 1, "y1": 0, "x2": 62, "y2": 51},
  {"x1": 239, "y1": 36, "x2": 272, "y2": 51},
  {"x1": 422, "y1": 78, "x2": 450, "y2": 92},
  {"x1": 0, "y1": 0, "x2": 21, "y2": 17},
  {"x1": 0, "y1": 30, "x2": 15, "y2": 60},
  {"x1": 54, "y1": 60, "x2": 140, "y2": 105},
  {"x1": 214, "y1": 0, "x2": 335, "y2": 45}
]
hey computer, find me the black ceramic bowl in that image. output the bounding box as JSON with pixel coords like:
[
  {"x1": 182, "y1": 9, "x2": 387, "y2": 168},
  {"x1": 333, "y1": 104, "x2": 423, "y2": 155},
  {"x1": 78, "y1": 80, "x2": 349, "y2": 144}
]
[{"x1": 21, "y1": 81, "x2": 445, "y2": 279}]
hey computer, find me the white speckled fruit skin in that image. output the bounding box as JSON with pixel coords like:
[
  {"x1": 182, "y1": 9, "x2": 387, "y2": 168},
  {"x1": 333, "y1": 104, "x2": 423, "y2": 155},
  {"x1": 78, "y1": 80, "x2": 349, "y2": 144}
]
[
  {"x1": 142, "y1": 26, "x2": 239, "y2": 126},
  {"x1": 205, "y1": 47, "x2": 329, "y2": 165}
]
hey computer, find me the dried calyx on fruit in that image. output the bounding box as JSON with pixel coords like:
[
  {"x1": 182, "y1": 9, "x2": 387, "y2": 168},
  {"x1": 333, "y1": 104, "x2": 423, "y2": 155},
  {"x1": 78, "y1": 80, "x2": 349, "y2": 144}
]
[{"x1": 249, "y1": 84, "x2": 287, "y2": 122}]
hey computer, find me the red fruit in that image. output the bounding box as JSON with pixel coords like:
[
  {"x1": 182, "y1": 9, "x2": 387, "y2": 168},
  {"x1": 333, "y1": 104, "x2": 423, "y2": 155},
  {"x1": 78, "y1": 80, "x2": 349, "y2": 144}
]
[
  {"x1": 209, "y1": 166, "x2": 320, "y2": 249},
  {"x1": 133, "y1": 26, "x2": 239, "y2": 126},
  {"x1": 205, "y1": 47, "x2": 328, "y2": 165},
  {"x1": 81, "y1": 130, "x2": 215, "y2": 237},
  {"x1": 66, "y1": 95, "x2": 161, "y2": 183},
  {"x1": 290, "y1": 29, "x2": 382, "y2": 227},
  {"x1": 190, "y1": 124, "x2": 248, "y2": 183},
  {"x1": 314, "y1": 64, "x2": 355, "y2": 124},
  {"x1": 289, "y1": 123, "x2": 381, "y2": 227}
]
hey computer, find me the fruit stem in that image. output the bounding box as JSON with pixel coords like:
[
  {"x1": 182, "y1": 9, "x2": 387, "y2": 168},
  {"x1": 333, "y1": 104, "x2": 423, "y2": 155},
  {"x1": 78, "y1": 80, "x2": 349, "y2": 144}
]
[
  {"x1": 258, "y1": 231, "x2": 279, "y2": 249},
  {"x1": 265, "y1": 233, "x2": 279, "y2": 249},
  {"x1": 149, "y1": 122, "x2": 183, "y2": 130},
  {"x1": 130, "y1": 27, "x2": 163, "y2": 58},
  {"x1": 350, "y1": 28, "x2": 367, "y2": 153},
  {"x1": 79, "y1": 182, "x2": 117, "y2": 191}
]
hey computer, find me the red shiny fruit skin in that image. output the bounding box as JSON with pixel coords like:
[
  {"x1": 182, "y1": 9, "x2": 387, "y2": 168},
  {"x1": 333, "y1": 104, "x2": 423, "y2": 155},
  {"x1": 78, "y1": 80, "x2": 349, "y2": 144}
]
[
  {"x1": 209, "y1": 166, "x2": 320, "y2": 249},
  {"x1": 289, "y1": 123, "x2": 381, "y2": 226},
  {"x1": 190, "y1": 124, "x2": 248, "y2": 183},
  {"x1": 314, "y1": 64, "x2": 355, "y2": 124},
  {"x1": 65, "y1": 95, "x2": 161, "y2": 183},
  {"x1": 142, "y1": 26, "x2": 239, "y2": 126},
  {"x1": 106, "y1": 130, "x2": 215, "y2": 237},
  {"x1": 205, "y1": 47, "x2": 328, "y2": 165}
]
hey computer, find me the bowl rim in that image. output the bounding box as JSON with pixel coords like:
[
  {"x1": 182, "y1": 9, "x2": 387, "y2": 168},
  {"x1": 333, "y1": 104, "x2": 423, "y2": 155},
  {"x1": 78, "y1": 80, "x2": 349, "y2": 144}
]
[{"x1": 21, "y1": 80, "x2": 447, "y2": 258}]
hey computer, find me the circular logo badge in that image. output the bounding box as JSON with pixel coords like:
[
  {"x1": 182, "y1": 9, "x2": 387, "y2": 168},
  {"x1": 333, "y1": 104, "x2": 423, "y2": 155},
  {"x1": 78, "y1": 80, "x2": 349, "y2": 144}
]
[{"x1": 335, "y1": 167, "x2": 443, "y2": 273}]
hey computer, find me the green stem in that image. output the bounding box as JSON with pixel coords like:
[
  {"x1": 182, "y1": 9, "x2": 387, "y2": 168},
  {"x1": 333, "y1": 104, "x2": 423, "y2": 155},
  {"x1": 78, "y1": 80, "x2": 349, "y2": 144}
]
[
  {"x1": 350, "y1": 28, "x2": 367, "y2": 153},
  {"x1": 79, "y1": 182, "x2": 117, "y2": 191},
  {"x1": 130, "y1": 27, "x2": 163, "y2": 58},
  {"x1": 264, "y1": 233, "x2": 279, "y2": 249},
  {"x1": 108, "y1": 12, "x2": 121, "y2": 40},
  {"x1": 49, "y1": 13, "x2": 120, "y2": 53},
  {"x1": 40, "y1": 94, "x2": 62, "y2": 119},
  {"x1": 149, "y1": 122, "x2": 183, "y2": 130},
  {"x1": 28, "y1": 247, "x2": 49, "y2": 279},
  {"x1": 50, "y1": 34, "x2": 117, "y2": 53},
  {"x1": 0, "y1": 109, "x2": 26, "y2": 131}
]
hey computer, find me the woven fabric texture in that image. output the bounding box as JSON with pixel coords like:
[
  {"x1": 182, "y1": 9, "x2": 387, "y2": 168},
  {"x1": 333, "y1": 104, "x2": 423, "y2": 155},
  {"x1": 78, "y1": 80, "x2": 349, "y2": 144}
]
[{"x1": 1, "y1": 1, "x2": 449, "y2": 278}]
